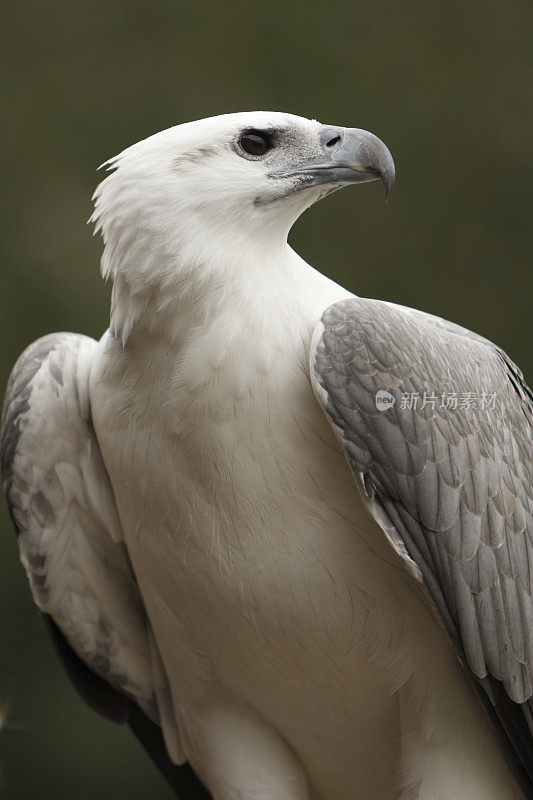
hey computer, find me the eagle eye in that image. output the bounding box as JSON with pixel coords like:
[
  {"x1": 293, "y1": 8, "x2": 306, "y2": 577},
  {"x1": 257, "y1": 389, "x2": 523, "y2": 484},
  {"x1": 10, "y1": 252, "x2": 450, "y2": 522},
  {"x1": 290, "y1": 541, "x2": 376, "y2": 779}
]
[{"x1": 239, "y1": 131, "x2": 272, "y2": 157}]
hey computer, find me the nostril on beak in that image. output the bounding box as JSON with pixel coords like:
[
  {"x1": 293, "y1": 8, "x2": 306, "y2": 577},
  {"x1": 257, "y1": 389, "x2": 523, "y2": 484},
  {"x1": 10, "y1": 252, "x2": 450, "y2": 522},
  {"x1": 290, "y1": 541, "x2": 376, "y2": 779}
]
[{"x1": 326, "y1": 135, "x2": 341, "y2": 148}]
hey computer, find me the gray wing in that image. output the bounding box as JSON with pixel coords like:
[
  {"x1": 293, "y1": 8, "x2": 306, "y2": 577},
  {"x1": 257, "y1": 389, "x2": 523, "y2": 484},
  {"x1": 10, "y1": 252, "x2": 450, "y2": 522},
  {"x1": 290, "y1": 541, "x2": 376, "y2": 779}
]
[
  {"x1": 1, "y1": 333, "x2": 210, "y2": 799},
  {"x1": 310, "y1": 297, "x2": 533, "y2": 794}
]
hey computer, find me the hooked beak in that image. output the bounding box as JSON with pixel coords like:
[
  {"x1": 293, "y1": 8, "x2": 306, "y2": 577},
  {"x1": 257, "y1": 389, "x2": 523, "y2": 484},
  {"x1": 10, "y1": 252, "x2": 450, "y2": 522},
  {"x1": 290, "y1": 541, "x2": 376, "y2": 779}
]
[{"x1": 272, "y1": 126, "x2": 395, "y2": 201}]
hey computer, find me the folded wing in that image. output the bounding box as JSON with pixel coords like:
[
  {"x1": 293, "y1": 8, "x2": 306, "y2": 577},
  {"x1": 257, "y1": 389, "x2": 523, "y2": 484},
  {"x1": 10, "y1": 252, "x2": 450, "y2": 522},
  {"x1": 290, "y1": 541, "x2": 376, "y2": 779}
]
[
  {"x1": 310, "y1": 298, "x2": 533, "y2": 795},
  {"x1": 1, "y1": 333, "x2": 209, "y2": 798}
]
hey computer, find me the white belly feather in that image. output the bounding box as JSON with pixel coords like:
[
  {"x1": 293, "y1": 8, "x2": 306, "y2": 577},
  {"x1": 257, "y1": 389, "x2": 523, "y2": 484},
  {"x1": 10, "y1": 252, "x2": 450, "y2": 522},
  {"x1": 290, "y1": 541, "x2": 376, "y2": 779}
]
[{"x1": 90, "y1": 268, "x2": 521, "y2": 800}]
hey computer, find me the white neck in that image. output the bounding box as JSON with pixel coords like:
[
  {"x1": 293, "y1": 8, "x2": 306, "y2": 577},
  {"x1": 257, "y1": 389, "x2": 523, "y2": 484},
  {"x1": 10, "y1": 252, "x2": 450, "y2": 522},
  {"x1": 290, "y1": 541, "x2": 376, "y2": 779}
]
[{"x1": 107, "y1": 227, "x2": 347, "y2": 349}]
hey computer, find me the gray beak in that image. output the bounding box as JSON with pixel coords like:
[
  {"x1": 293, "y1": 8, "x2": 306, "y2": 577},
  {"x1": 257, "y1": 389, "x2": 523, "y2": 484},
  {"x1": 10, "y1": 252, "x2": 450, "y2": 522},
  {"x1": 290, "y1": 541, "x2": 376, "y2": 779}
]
[{"x1": 273, "y1": 126, "x2": 395, "y2": 201}]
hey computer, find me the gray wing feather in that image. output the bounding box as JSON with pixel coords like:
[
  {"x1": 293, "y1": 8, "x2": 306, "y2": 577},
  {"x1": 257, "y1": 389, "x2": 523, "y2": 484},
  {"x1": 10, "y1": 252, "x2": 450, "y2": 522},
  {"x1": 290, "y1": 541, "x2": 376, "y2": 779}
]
[
  {"x1": 1, "y1": 333, "x2": 182, "y2": 759},
  {"x1": 310, "y1": 297, "x2": 533, "y2": 789}
]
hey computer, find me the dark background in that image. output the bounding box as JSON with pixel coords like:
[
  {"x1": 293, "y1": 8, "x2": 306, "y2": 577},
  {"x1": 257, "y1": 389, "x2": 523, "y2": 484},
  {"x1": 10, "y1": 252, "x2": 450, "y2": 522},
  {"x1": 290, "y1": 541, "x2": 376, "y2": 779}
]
[{"x1": 1, "y1": 0, "x2": 532, "y2": 797}]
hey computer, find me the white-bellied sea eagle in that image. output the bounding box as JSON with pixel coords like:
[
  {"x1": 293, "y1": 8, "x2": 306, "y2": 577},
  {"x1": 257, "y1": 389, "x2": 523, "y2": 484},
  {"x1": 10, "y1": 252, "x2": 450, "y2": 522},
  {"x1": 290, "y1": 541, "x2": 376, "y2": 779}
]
[{"x1": 2, "y1": 112, "x2": 532, "y2": 800}]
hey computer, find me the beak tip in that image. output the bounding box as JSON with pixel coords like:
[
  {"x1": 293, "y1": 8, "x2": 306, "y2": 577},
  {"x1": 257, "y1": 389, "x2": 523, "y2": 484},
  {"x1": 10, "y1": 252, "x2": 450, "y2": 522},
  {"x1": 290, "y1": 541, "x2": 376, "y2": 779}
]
[{"x1": 381, "y1": 167, "x2": 395, "y2": 203}]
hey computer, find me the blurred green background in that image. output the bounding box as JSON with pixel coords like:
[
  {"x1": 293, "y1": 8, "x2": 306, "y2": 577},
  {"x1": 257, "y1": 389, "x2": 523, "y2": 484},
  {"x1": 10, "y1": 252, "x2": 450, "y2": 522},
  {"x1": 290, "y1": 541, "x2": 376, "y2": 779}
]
[{"x1": 1, "y1": 0, "x2": 532, "y2": 797}]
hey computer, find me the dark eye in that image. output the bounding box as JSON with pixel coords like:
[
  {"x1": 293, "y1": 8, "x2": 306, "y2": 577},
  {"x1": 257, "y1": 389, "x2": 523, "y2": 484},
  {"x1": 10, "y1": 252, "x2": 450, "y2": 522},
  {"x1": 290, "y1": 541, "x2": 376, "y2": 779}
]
[{"x1": 239, "y1": 131, "x2": 272, "y2": 157}]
